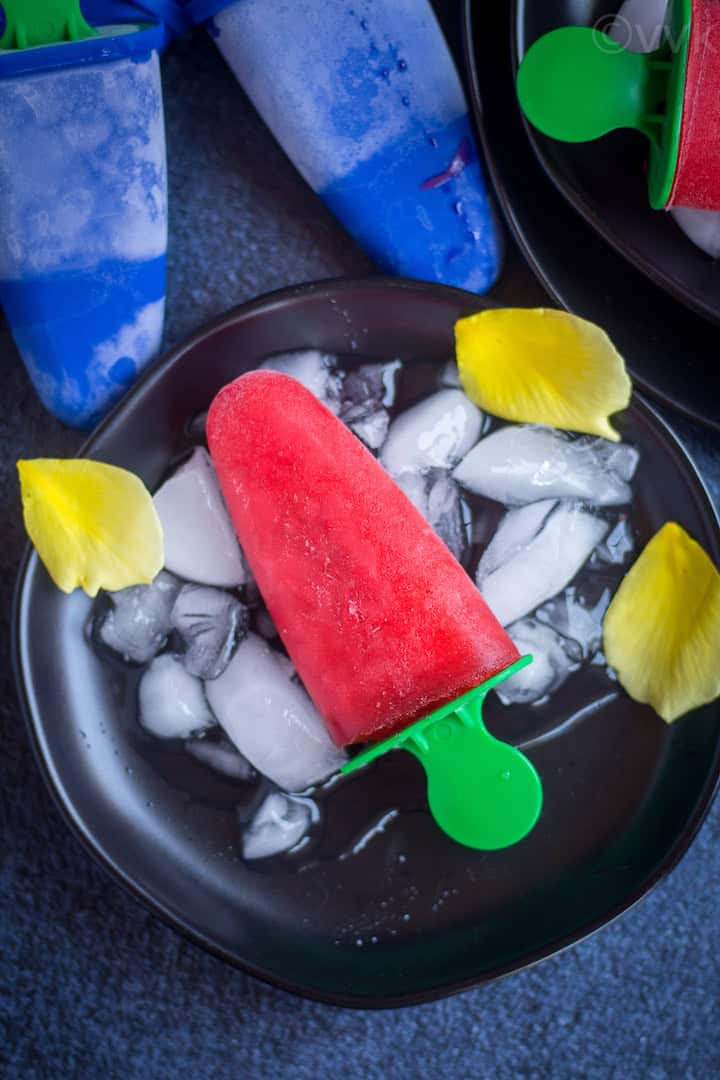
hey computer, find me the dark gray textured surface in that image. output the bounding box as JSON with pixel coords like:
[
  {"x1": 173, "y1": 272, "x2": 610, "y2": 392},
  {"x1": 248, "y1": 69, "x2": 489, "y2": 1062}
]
[{"x1": 2, "y1": 26, "x2": 720, "y2": 1080}]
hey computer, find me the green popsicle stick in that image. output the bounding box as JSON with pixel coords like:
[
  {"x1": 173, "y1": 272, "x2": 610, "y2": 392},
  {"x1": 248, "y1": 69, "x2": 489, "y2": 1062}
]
[
  {"x1": 1, "y1": 0, "x2": 97, "y2": 50},
  {"x1": 342, "y1": 655, "x2": 543, "y2": 851},
  {"x1": 516, "y1": 0, "x2": 691, "y2": 209}
]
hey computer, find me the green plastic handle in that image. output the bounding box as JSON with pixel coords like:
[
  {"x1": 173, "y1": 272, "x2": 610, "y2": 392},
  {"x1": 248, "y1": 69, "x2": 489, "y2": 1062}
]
[
  {"x1": 0, "y1": 0, "x2": 96, "y2": 50},
  {"x1": 516, "y1": 1, "x2": 692, "y2": 209},
  {"x1": 342, "y1": 656, "x2": 543, "y2": 851},
  {"x1": 517, "y1": 26, "x2": 668, "y2": 143}
]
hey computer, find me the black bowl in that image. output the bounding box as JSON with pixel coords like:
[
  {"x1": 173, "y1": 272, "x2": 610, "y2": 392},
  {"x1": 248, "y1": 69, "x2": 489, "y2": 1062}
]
[
  {"x1": 13, "y1": 278, "x2": 720, "y2": 1006},
  {"x1": 463, "y1": 0, "x2": 720, "y2": 435},
  {"x1": 515, "y1": 0, "x2": 720, "y2": 326}
]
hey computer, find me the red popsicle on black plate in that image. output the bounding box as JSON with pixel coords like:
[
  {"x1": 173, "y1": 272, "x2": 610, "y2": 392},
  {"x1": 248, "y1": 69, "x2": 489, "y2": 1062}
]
[{"x1": 208, "y1": 370, "x2": 543, "y2": 851}]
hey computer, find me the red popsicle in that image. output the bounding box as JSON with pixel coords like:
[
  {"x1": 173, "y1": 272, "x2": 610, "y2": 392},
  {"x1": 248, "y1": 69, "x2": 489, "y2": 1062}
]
[
  {"x1": 666, "y1": 0, "x2": 720, "y2": 209},
  {"x1": 207, "y1": 370, "x2": 520, "y2": 747}
]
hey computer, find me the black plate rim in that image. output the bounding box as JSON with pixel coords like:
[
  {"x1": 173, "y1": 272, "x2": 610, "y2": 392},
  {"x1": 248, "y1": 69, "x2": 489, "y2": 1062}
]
[
  {"x1": 461, "y1": 0, "x2": 720, "y2": 435},
  {"x1": 12, "y1": 275, "x2": 720, "y2": 1008},
  {"x1": 510, "y1": 1, "x2": 720, "y2": 327}
]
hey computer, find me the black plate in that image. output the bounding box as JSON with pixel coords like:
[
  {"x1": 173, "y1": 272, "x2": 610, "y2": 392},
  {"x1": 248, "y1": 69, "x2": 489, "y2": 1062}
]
[
  {"x1": 515, "y1": 0, "x2": 720, "y2": 326},
  {"x1": 13, "y1": 278, "x2": 720, "y2": 1007},
  {"x1": 463, "y1": 0, "x2": 720, "y2": 434}
]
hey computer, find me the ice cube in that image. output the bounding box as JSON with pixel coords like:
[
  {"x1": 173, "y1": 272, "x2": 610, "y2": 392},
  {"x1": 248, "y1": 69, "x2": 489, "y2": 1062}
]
[
  {"x1": 599, "y1": 442, "x2": 640, "y2": 483},
  {"x1": 671, "y1": 206, "x2": 720, "y2": 259},
  {"x1": 340, "y1": 360, "x2": 401, "y2": 419},
  {"x1": 438, "y1": 359, "x2": 461, "y2": 389},
  {"x1": 476, "y1": 499, "x2": 557, "y2": 579},
  {"x1": 171, "y1": 584, "x2": 248, "y2": 680},
  {"x1": 536, "y1": 586, "x2": 611, "y2": 660},
  {"x1": 593, "y1": 518, "x2": 634, "y2": 566},
  {"x1": 593, "y1": 649, "x2": 612, "y2": 671},
  {"x1": 349, "y1": 409, "x2": 391, "y2": 451},
  {"x1": 153, "y1": 447, "x2": 246, "y2": 587},
  {"x1": 608, "y1": 0, "x2": 667, "y2": 52},
  {"x1": 138, "y1": 653, "x2": 215, "y2": 739},
  {"x1": 425, "y1": 473, "x2": 471, "y2": 561},
  {"x1": 253, "y1": 602, "x2": 279, "y2": 641},
  {"x1": 94, "y1": 571, "x2": 180, "y2": 664},
  {"x1": 242, "y1": 791, "x2": 317, "y2": 860},
  {"x1": 261, "y1": 349, "x2": 343, "y2": 412},
  {"x1": 498, "y1": 619, "x2": 580, "y2": 705},
  {"x1": 477, "y1": 502, "x2": 609, "y2": 626},
  {"x1": 205, "y1": 633, "x2": 346, "y2": 791},
  {"x1": 338, "y1": 361, "x2": 401, "y2": 451},
  {"x1": 185, "y1": 735, "x2": 255, "y2": 779},
  {"x1": 395, "y1": 470, "x2": 470, "y2": 559},
  {"x1": 454, "y1": 425, "x2": 636, "y2": 506},
  {"x1": 380, "y1": 389, "x2": 484, "y2": 476},
  {"x1": 275, "y1": 651, "x2": 296, "y2": 680},
  {"x1": 395, "y1": 470, "x2": 429, "y2": 515}
]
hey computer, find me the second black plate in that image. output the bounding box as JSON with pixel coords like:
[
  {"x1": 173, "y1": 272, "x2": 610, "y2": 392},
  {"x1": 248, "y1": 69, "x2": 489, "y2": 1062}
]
[
  {"x1": 515, "y1": 0, "x2": 720, "y2": 327},
  {"x1": 463, "y1": 0, "x2": 720, "y2": 433}
]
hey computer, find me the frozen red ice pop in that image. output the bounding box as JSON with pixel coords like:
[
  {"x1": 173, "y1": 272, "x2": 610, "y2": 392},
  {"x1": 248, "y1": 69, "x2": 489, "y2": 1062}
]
[{"x1": 207, "y1": 371, "x2": 542, "y2": 849}]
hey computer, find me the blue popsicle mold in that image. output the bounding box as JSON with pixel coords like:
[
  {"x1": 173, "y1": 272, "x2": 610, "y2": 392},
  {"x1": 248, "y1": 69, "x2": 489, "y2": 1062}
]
[
  {"x1": 0, "y1": 23, "x2": 168, "y2": 427},
  {"x1": 204, "y1": 0, "x2": 504, "y2": 293},
  {"x1": 322, "y1": 113, "x2": 501, "y2": 294},
  {"x1": 0, "y1": 257, "x2": 166, "y2": 428}
]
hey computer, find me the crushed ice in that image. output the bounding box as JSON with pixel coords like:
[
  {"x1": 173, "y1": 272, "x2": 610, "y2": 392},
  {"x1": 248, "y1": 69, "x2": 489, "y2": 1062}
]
[
  {"x1": 348, "y1": 409, "x2": 391, "y2": 450},
  {"x1": 396, "y1": 469, "x2": 470, "y2": 560},
  {"x1": 425, "y1": 473, "x2": 471, "y2": 561},
  {"x1": 592, "y1": 518, "x2": 634, "y2": 566},
  {"x1": 340, "y1": 359, "x2": 400, "y2": 413},
  {"x1": 536, "y1": 586, "x2": 611, "y2": 661},
  {"x1": 339, "y1": 359, "x2": 400, "y2": 450},
  {"x1": 171, "y1": 584, "x2": 248, "y2": 679},
  {"x1": 242, "y1": 792, "x2": 318, "y2": 860},
  {"x1": 499, "y1": 619, "x2": 581, "y2": 705}
]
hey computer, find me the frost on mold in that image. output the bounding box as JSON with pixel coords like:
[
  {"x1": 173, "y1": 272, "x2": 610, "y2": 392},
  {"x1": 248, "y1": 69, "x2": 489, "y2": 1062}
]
[
  {"x1": 0, "y1": 54, "x2": 167, "y2": 279},
  {"x1": 214, "y1": 0, "x2": 467, "y2": 190}
]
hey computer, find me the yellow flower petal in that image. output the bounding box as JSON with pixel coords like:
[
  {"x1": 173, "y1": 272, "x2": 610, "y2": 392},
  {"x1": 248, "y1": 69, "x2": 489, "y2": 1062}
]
[
  {"x1": 603, "y1": 522, "x2": 720, "y2": 723},
  {"x1": 455, "y1": 308, "x2": 632, "y2": 441},
  {"x1": 18, "y1": 458, "x2": 163, "y2": 597}
]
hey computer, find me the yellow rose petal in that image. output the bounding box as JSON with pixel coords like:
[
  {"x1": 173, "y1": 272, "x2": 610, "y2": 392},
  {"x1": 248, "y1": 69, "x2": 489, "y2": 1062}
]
[
  {"x1": 18, "y1": 458, "x2": 163, "y2": 597},
  {"x1": 603, "y1": 522, "x2": 720, "y2": 723},
  {"x1": 455, "y1": 308, "x2": 632, "y2": 441}
]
